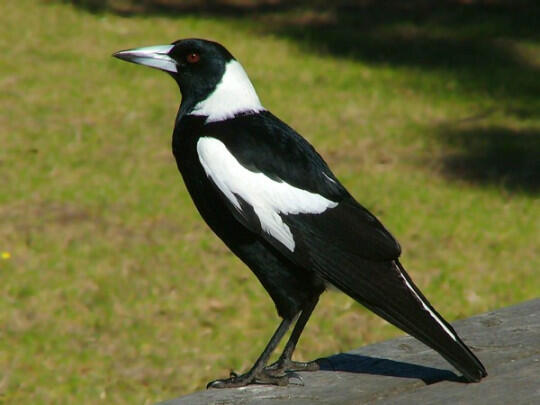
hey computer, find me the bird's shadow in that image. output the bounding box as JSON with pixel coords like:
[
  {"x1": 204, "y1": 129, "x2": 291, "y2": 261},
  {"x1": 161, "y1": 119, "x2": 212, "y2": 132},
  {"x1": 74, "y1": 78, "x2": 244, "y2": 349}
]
[{"x1": 314, "y1": 353, "x2": 464, "y2": 385}]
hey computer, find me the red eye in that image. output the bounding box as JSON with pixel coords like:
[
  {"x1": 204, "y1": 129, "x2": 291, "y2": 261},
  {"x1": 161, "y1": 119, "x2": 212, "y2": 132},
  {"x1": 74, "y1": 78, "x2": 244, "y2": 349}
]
[{"x1": 186, "y1": 52, "x2": 200, "y2": 64}]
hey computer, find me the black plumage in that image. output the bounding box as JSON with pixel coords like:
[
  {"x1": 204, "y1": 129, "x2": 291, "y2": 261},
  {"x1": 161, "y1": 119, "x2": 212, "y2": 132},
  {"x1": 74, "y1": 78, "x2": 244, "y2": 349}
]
[{"x1": 113, "y1": 38, "x2": 487, "y2": 387}]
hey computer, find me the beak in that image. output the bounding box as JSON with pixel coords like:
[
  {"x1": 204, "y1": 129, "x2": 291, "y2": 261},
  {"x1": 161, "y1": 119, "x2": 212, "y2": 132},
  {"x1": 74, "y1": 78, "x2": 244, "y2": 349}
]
[{"x1": 113, "y1": 44, "x2": 177, "y2": 73}]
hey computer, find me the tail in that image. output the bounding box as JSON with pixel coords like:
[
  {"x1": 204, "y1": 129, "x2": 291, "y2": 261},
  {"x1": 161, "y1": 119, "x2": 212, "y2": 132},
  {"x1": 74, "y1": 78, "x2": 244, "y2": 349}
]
[
  {"x1": 315, "y1": 255, "x2": 487, "y2": 381},
  {"x1": 367, "y1": 261, "x2": 487, "y2": 382}
]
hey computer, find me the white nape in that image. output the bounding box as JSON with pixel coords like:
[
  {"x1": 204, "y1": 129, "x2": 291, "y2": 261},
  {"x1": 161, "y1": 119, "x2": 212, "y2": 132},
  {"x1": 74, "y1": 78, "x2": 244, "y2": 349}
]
[
  {"x1": 398, "y1": 270, "x2": 458, "y2": 342},
  {"x1": 197, "y1": 137, "x2": 338, "y2": 251},
  {"x1": 190, "y1": 60, "x2": 265, "y2": 123}
]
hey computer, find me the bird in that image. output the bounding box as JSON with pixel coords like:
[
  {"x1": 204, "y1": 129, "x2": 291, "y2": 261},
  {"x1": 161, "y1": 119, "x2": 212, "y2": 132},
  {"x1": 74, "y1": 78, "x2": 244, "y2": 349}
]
[{"x1": 113, "y1": 38, "x2": 487, "y2": 388}]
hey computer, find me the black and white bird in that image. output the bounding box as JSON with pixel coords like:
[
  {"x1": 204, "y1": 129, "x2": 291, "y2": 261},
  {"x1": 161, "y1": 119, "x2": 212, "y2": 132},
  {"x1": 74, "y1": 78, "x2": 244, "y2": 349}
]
[{"x1": 113, "y1": 38, "x2": 487, "y2": 388}]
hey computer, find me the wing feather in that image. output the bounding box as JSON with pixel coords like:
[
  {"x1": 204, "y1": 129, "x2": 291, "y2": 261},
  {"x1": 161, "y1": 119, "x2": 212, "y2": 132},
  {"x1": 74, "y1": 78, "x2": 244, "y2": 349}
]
[{"x1": 197, "y1": 111, "x2": 400, "y2": 259}]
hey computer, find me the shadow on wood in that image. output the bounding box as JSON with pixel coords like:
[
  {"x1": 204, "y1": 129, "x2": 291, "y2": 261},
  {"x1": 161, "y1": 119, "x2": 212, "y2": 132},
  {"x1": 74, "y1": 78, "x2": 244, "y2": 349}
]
[{"x1": 316, "y1": 353, "x2": 462, "y2": 384}]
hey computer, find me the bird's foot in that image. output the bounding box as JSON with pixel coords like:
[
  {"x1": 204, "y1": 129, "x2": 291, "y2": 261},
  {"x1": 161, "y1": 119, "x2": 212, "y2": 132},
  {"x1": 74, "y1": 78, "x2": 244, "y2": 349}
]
[
  {"x1": 264, "y1": 358, "x2": 320, "y2": 376},
  {"x1": 207, "y1": 369, "x2": 303, "y2": 388}
]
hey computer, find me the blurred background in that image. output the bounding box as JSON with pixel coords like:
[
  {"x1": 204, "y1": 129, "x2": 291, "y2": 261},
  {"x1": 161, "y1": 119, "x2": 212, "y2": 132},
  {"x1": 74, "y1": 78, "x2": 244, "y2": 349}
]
[{"x1": 0, "y1": 0, "x2": 538, "y2": 403}]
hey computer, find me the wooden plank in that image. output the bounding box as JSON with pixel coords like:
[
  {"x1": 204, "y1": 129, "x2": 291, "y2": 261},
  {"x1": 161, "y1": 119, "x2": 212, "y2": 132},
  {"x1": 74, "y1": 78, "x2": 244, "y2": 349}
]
[{"x1": 159, "y1": 299, "x2": 540, "y2": 405}]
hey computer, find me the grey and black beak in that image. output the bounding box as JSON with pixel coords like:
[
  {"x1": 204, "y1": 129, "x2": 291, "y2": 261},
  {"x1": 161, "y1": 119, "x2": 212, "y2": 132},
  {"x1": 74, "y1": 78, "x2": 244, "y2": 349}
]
[{"x1": 113, "y1": 45, "x2": 177, "y2": 73}]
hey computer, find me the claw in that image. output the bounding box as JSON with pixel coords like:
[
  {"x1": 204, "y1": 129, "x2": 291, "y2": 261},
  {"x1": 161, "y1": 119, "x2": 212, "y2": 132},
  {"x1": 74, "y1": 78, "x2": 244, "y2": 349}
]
[
  {"x1": 263, "y1": 359, "x2": 320, "y2": 374},
  {"x1": 207, "y1": 375, "x2": 253, "y2": 389},
  {"x1": 256, "y1": 372, "x2": 289, "y2": 386},
  {"x1": 207, "y1": 379, "x2": 227, "y2": 389},
  {"x1": 287, "y1": 372, "x2": 304, "y2": 386},
  {"x1": 207, "y1": 366, "x2": 308, "y2": 388}
]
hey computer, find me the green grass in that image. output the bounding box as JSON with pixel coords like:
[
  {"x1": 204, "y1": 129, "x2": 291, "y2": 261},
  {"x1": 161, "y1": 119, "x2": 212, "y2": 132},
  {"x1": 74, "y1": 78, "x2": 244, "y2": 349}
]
[{"x1": 1, "y1": 0, "x2": 539, "y2": 403}]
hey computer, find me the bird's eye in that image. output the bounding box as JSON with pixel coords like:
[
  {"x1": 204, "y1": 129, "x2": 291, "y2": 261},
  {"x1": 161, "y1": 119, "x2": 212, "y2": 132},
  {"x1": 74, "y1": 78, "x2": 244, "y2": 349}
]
[{"x1": 186, "y1": 52, "x2": 200, "y2": 64}]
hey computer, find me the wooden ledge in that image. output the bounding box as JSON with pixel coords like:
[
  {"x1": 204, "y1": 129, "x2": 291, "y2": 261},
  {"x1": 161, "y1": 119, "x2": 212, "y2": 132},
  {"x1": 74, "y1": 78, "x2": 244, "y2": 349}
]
[{"x1": 160, "y1": 299, "x2": 540, "y2": 405}]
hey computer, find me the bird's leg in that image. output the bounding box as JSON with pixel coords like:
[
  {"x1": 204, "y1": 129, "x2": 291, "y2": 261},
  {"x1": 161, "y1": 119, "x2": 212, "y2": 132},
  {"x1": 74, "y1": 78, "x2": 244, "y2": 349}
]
[
  {"x1": 265, "y1": 296, "x2": 320, "y2": 375},
  {"x1": 207, "y1": 317, "x2": 294, "y2": 388}
]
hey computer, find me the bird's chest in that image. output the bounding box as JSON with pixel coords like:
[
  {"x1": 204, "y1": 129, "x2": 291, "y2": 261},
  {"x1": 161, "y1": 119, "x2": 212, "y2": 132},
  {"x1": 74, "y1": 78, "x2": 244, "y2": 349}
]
[
  {"x1": 173, "y1": 126, "x2": 213, "y2": 203},
  {"x1": 172, "y1": 130, "x2": 204, "y2": 188},
  {"x1": 171, "y1": 118, "x2": 235, "y2": 236}
]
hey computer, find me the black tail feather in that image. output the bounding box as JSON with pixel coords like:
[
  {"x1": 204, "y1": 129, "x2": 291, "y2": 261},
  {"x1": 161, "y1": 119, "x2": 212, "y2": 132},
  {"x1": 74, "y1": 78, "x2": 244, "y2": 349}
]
[
  {"x1": 391, "y1": 261, "x2": 487, "y2": 382},
  {"x1": 310, "y1": 248, "x2": 487, "y2": 381}
]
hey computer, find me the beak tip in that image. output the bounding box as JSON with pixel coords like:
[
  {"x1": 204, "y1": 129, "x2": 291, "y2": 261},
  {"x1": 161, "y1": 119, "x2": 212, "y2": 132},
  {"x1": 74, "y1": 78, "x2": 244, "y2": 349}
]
[{"x1": 112, "y1": 50, "x2": 128, "y2": 60}]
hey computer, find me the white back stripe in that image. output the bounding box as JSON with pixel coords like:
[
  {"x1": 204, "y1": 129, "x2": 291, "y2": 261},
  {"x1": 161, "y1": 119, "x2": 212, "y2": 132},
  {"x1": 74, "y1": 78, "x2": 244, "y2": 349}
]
[
  {"x1": 398, "y1": 271, "x2": 458, "y2": 341},
  {"x1": 197, "y1": 137, "x2": 338, "y2": 251},
  {"x1": 190, "y1": 60, "x2": 265, "y2": 123}
]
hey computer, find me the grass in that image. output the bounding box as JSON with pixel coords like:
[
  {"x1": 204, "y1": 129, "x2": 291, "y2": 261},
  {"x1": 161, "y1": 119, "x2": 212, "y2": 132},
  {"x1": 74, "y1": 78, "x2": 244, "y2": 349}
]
[{"x1": 0, "y1": 0, "x2": 539, "y2": 403}]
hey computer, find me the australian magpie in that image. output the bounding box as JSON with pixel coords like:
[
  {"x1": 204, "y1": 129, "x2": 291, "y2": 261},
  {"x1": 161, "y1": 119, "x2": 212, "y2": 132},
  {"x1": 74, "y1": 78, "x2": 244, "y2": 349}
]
[{"x1": 113, "y1": 38, "x2": 487, "y2": 388}]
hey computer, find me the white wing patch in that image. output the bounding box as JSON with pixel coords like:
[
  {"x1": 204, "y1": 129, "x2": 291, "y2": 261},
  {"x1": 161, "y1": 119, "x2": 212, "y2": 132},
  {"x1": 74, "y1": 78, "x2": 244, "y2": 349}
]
[
  {"x1": 190, "y1": 60, "x2": 265, "y2": 123},
  {"x1": 197, "y1": 137, "x2": 338, "y2": 251}
]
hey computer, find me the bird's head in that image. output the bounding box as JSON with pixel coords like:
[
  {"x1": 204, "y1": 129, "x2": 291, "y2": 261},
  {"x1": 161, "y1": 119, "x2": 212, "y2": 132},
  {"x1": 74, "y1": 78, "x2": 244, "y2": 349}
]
[{"x1": 113, "y1": 38, "x2": 264, "y2": 121}]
